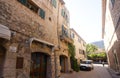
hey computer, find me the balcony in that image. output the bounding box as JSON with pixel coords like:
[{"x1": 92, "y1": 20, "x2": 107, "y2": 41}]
[
  {"x1": 59, "y1": 0, "x2": 65, "y2": 5},
  {"x1": 60, "y1": 29, "x2": 73, "y2": 43}
]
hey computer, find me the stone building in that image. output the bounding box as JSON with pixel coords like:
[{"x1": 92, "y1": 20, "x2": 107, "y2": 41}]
[
  {"x1": 0, "y1": 0, "x2": 70, "y2": 78},
  {"x1": 102, "y1": 0, "x2": 120, "y2": 73},
  {"x1": 70, "y1": 28, "x2": 86, "y2": 64},
  {"x1": 55, "y1": 1, "x2": 73, "y2": 77}
]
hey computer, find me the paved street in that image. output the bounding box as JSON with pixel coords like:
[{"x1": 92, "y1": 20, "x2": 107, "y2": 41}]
[{"x1": 61, "y1": 64, "x2": 112, "y2": 78}]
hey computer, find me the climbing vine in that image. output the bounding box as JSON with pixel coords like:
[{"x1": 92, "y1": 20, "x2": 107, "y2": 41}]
[
  {"x1": 68, "y1": 43, "x2": 75, "y2": 57},
  {"x1": 68, "y1": 43, "x2": 79, "y2": 72}
]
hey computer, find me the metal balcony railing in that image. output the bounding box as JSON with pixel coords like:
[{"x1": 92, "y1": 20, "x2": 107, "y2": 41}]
[{"x1": 60, "y1": 31, "x2": 73, "y2": 43}]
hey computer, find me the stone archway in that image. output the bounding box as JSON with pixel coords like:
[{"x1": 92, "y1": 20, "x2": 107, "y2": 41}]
[
  {"x1": 28, "y1": 38, "x2": 55, "y2": 78},
  {"x1": 60, "y1": 55, "x2": 68, "y2": 73},
  {"x1": 0, "y1": 45, "x2": 6, "y2": 78}
]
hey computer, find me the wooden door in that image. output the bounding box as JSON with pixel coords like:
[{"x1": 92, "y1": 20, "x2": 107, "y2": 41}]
[
  {"x1": 60, "y1": 56, "x2": 67, "y2": 73},
  {"x1": 30, "y1": 52, "x2": 47, "y2": 78},
  {"x1": 0, "y1": 46, "x2": 5, "y2": 77}
]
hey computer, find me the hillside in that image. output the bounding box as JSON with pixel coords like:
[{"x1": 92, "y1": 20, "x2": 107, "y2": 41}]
[{"x1": 91, "y1": 40, "x2": 105, "y2": 49}]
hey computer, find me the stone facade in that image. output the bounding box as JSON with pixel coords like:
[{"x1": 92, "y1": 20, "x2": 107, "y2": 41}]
[
  {"x1": 102, "y1": 0, "x2": 120, "y2": 72},
  {"x1": 0, "y1": 0, "x2": 71, "y2": 78},
  {"x1": 70, "y1": 28, "x2": 86, "y2": 64},
  {"x1": 55, "y1": 1, "x2": 72, "y2": 77}
]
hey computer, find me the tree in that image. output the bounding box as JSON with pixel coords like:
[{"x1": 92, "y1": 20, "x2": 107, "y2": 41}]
[
  {"x1": 88, "y1": 53, "x2": 97, "y2": 59},
  {"x1": 87, "y1": 52, "x2": 107, "y2": 62},
  {"x1": 97, "y1": 52, "x2": 107, "y2": 59},
  {"x1": 86, "y1": 44, "x2": 98, "y2": 54},
  {"x1": 86, "y1": 44, "x2": 107, "y2": 62}
]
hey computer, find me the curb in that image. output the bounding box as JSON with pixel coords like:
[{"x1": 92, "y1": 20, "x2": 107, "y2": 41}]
[{"x1": 107, "y1": 68, "x2": 120, "y2": 78}]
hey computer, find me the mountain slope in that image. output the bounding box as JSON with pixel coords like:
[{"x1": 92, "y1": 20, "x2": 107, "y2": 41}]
[{"x1": 91, "y1": 40, "x2": 104, "y2": 49}]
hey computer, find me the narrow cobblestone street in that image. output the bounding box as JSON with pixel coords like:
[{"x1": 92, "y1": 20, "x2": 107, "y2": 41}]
[
  {"x1": 61, "y1": 64, "x2": 112, "y2": 78},
  {"x1": 1, "y1": 0, "x2": 120, "y2": 78}
]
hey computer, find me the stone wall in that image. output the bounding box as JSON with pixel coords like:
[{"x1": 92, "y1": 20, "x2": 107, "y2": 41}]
[
  {"x1": 103, "y1": 0, "x2": 120, "y2": 72},
  {"x1": 0, "y1": 0, "x2": 59, "y2": 78},
  {"x1": 54, "y1": 2, "x2": 72, "y2": 77},
  {"x1": 0, "y1": 0, "x2": 73, "y2": 78},
  {"x1": 0, "y1": 0, "x2": 58, "y2": 45},
  {"x1": 0, "y1": 30, "x2": 55, "y2": 78}
]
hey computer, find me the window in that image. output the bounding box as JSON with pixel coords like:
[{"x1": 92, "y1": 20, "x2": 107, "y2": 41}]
[
  {"x1": 79, "y1": 49, "x2": 85, "y2": 55},
  {"x1": 78, "y1": 38, "x2": 81, "y2": 42},
  {"x1": 83, "y1": 43, "x2": 85, "y2": 47},
  {"x1": 61, "y1": 9, "x2": 64, "y2": 17},
  {"x1": 83, "y1": 51, "x2": 85, "y2": 55},
  {"x1": 71, "y1": 33, "x2": 74, "y2": 39},
  {"x1": 79, "y1": 49, "x2": 81, "y2": 54},
  {"x1": 62, "y1": 25, "x2": 68, "y2": 37},
  {"x1": 61, "y1": 9, "x2": 69, "y2": 23},
  {"x1": 115, "y1": 17, "x2": 120, "y2": 30},
  {"x1": 26, "y1": 1, "x2": 39, "y2": 13},
  {"x1": 65, "y1": 15, "x2": 69, "y2": 23},
  {"x1": 61, "y1": 9, "x2": 66, "y2": 18},
  {"x1": 111, "y1": 0, "x2": 115, "y2": 7},
  {"x1": 38, "y1": 8, "x2": 45, "y2": 19},
  {"x1": 18, "y1": 0, "x2": 27, "y2": 5},
  {"x1": 18, "y1": 0, "x2": 45, "y2": 19},
  {"x1": 16, "y1": 57, "x2": 24, "y2": 69},
  {"x1": 51, "y1": 0, "x2": 57, "y2": 8},
  {"x1": 66, "y1": 16, "x2": 69, "y2": 23}
]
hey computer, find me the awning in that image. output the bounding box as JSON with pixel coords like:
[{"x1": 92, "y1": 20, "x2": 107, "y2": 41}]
[
  {"x1": 0, "y1": 24, "x2": 11, "y2": 40},
  {"x1": 29, "y1": 38, "x2": 54, "y2": 47}
]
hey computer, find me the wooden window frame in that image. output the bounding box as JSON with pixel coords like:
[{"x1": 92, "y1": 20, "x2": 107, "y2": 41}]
[{"x1": 17, "y1": 0, "x2": 46, "y2": 19}]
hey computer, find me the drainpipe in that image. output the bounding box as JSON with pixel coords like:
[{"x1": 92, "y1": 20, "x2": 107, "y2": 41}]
[
  {"x1": 55, "y1": 1, "x2": 60, "y2": 78},
  {"x1": 57, "y1": 0, "x2": 61, "y2": 49},
  {"x1": 114, "y1": 49, "x2": 120, "y2": 74},
  {"x1": 116, "y1": 53, "x2": 120, "y2": 74},
  {"x1": 113, "y1": 50, "x2": 120, "y2": 74}
]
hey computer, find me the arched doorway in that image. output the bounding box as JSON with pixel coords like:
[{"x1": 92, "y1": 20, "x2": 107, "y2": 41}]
[
  {"x1": 30, "y1": 52, "x2": 48, "y2": 78},
  {"x1": 60, "y1": 55, "x2": 68, "y2": 73},
  {"x1": 0, "y1": 45, "x2": 6, "y2": 77}
]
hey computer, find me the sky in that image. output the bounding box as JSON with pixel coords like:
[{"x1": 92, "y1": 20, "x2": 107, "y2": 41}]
[{"x1": 64, "y1": 0, "x2": 102, "y2": 43}]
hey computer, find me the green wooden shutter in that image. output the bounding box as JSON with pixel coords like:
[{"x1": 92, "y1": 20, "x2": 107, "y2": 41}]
[
  {"x1": 39, "y1": 8, "x2": 45, "y2": 19},
  {"x1": 61, "y1": 9, "x2": 64, "y2": 16},
  {"x1": 51, "y1": 0, "x2": 56, "y2": 8},
  {"x1": 53, "y1": 0, "x2": 56, "y2": 8},
  {"x1": 62, "y1": 25, "x2": 64, "y2": 35},
  {"x1": 18, "y1": 0, "x2": 27, "y2": 5},
  {"x1": 41, "y1": 9, "x2": 45, "y2": 19}
]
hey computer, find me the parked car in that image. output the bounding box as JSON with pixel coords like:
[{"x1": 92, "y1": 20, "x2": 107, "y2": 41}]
[{"x1": 80, "y1": 60, "x2": 94, "y2": 71}]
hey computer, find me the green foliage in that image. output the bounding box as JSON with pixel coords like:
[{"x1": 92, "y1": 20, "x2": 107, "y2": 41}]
[
  {"x1": 86, "y1": 44, "x2": 107, "y2": 61},
  {"x1": 87, "y1": 52, "x2": 107, "y2": 60},
  {"x1": 97, "y1": 52, "x2": 107, "y2": 58},
  {"x1": 68, "y1": 43, "x2": 79, "y2": 72},
  {"x1": 68, "y1": 43, "x2": 75, "y2": 57},
  {"x1": 70, "y1": 57, "x2": 79, "y2": 72},
  {"x1": 86, "y1": 44, "x2": 98, "y2": 53},
  {"x1": 88, "y1": 53, "x2": 97, "y2": 59}
]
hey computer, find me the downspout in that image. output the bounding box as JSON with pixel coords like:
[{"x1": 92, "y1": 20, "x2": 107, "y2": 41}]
[
  {"x1": 113, "y1": 49, "x2": 120, "y2": 74},
  {"x1": 57, "y1": 0, "x2": 61, "y2": 49},
  {"x1": 115, "y1": 52, "x2": 120, "y2": 74},
  {"x1": 55, "y1": 0, "x2": 60, "y2": 78}
]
